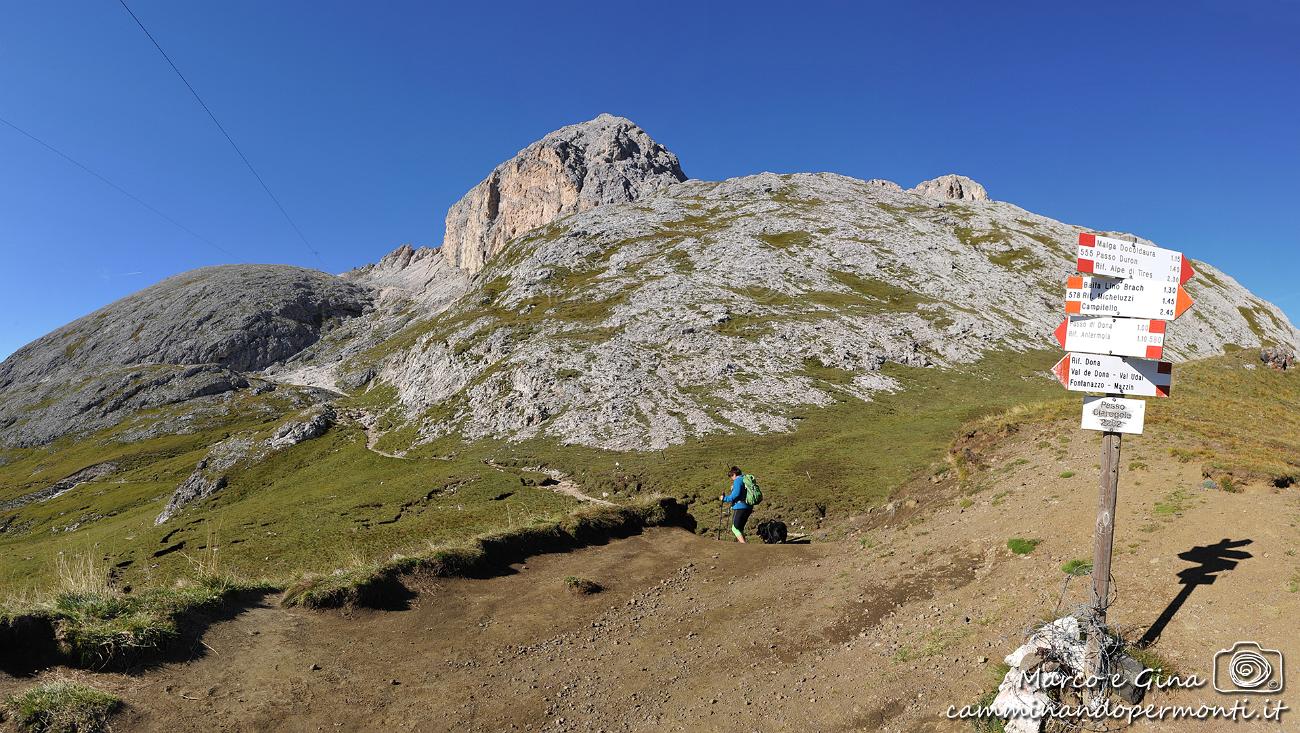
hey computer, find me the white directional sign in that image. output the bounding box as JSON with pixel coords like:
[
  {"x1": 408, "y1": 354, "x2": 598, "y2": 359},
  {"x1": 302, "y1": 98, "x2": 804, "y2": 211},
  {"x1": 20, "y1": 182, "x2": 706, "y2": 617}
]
[
  {"x1": 1065, "y1": 275, "x2": 1194, "y2": 320},
  {"x1": 1081, "y1": 396, "x2": 1146, "y2": 435},
  {"x1": 1051, "y1": 353, "x2": 1172, "y2": 397},
  {"x1": 1053, "y1": 316, "x2": 1166, "y2": 359},
  {"x1": 1077, "y1": 233, "x2": 1195, "y2": 284}
]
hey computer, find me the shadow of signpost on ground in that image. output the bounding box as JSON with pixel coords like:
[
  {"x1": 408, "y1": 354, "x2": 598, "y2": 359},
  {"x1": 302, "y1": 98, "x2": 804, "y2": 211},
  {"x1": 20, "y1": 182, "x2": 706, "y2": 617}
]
[{"x1": 1137, "y1": 538, "x2": 1253, "y2": 648}]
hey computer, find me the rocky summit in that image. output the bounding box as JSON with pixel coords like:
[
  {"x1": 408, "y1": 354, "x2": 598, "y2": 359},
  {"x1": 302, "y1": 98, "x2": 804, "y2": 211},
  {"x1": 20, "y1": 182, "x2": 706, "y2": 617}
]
[
  {"x1": 0, "y1": 112, "x2": 1296, "y2": 456},
  {"x1": 440, "y1": 113, "x2": 687, "y2": 275}
]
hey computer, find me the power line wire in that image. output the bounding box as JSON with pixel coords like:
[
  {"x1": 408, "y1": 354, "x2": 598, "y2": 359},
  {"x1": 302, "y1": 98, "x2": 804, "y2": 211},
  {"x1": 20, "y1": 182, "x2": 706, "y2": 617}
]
[
  {"x1": 0, "y1": 114, "x2": 236, "y2": 258},
  {"x1": 116, "y1": 0, "x2": 325, "y2": 268}
]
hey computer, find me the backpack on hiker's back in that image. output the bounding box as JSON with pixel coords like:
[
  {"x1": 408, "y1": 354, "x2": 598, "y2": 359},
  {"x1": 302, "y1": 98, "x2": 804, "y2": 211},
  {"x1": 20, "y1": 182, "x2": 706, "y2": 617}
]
[{"x1": 742, "y1": 473, "x2": 762, "y2": 505}]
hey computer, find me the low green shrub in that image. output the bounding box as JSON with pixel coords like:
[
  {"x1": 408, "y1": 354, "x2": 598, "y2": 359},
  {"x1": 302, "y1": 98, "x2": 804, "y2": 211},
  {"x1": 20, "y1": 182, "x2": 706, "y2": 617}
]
[
  {"x1": 5, "y1": 680, "x2": 121, "y2": 733},
  {"x1": 1007, "y1": 538, "x2": 1040, "y2": 556},
  {"x1": 1061, "y1": 559, "x2": 1093, "y2": 576},
  {"x1": 1, "y1": 572, "x2": 273, "y2": 671}
]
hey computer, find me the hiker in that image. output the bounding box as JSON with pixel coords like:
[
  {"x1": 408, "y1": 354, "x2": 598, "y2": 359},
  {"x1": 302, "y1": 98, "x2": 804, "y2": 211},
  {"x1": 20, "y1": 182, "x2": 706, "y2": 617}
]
[{"x1": 720, "y1": 466, "x2": 762, "y2": 543}]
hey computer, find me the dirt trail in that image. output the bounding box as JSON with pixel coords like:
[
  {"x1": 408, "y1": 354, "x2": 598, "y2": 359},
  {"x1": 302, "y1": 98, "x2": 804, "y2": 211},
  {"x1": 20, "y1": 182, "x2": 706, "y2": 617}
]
[
  {"x1": 340, "y1": 408, "x2": 410, "y2": 460},
  {"x1": 3, "y1": 422, "x2": 1297, "y2": 732},
  {"x1": 537, "y1": 468, "x2": 615, "y2": 506}
]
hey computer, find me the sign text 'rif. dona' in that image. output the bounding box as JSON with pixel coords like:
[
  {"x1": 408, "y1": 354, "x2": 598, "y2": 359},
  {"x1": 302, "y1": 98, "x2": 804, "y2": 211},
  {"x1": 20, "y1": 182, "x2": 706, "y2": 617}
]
[{"x1": 1051, "y1": 352, "x2": 1172, "y2": 397}]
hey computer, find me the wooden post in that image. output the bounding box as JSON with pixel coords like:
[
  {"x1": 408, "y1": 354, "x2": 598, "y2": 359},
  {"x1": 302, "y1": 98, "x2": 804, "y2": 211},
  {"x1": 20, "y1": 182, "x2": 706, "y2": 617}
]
[{"x1": 1091, "y1": 427, "x2": 1123, "y2": 621}]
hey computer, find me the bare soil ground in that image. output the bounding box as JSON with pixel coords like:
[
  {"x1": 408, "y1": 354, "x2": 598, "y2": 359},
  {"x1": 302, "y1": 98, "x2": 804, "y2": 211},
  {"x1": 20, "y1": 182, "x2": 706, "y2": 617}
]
[{"x1": 3, "y1": 421, "x2": 1297, "y2": 732}]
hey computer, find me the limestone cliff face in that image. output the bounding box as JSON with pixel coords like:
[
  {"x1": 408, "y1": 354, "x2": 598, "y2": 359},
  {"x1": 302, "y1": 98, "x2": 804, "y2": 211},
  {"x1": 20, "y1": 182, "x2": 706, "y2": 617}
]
[
  {"x1": 912, "y1": 174, "x2": 990, "y2": 201},
  {"x1": 439, "y1": 114, "x2": 686, "y2": 274}
]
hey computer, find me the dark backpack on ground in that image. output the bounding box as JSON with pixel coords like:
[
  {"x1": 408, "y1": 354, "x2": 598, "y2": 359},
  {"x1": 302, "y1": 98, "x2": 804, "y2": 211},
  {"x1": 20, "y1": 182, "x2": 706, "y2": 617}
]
[{"x1": 757, "y1": 520, "x2": 787, "y2": 544}]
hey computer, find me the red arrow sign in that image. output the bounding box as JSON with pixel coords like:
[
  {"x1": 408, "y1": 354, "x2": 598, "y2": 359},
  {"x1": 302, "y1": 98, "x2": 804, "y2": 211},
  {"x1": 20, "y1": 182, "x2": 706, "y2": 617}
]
[
  {"x1": 1065, "y1": 275, "x2": 1194, "y2": 319},
  {"x1": 1052, "y1": 353, "x2": 1172, "y2": 397},
  {"x1": 1053, "y1": 316, "x2": 1166, "y2": 359},
  {"x1": 1078, "y1": 233, "x2": 1195, "y2": 285}
]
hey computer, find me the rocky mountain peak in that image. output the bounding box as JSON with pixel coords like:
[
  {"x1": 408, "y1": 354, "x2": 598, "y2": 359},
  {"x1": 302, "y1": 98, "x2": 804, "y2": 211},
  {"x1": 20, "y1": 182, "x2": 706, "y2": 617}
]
[
  {"x1": 440, "y1": 114, "x2": 687, "y2": 274},
  {"x1": 911, "y1": 174, "x2": 989, "y2": 202}
]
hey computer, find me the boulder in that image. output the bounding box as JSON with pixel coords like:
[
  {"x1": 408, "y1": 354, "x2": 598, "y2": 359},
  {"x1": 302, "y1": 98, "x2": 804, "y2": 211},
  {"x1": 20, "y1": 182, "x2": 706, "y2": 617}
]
[
  {"x1": 268, "y1": 406, "x2": 336, "y2": 450},
  {"x1": 1260, "y1": 345, "x2": 1295, "y2": 370}
]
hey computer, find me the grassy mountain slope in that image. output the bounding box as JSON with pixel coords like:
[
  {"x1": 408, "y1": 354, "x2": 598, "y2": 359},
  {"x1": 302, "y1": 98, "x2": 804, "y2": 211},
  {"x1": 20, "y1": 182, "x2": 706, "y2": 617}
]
[{"x1": 1, "y1": 170, "x2": 1295, "y2": 599}]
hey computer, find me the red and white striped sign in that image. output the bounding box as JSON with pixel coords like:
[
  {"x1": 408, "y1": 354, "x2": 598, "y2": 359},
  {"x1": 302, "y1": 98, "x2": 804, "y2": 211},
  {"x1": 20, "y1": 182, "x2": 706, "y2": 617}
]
[
  {"x1": 1065, "y1": 275, "x2": 1194, "y2": 320},
  {"x1": 1077, "y1": 233, "x2": 1195, "y2": 284},
  {"x1": 1051, "y1": 353, "x2": 1172, "y2": 397},
  {"x1": 1053, "y1": 316, "x2": 1166, "y2": 359}
]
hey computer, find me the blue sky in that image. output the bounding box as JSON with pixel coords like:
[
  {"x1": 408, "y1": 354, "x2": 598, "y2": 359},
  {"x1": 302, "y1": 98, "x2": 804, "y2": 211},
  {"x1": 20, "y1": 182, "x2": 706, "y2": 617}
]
[{"x1": 2, "y1": 1, "x2": 1297, "y2": 359}]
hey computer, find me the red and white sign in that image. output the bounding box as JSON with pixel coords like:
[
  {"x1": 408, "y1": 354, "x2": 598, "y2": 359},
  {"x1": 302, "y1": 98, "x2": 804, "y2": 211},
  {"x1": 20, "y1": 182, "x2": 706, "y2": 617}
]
[
  {"x1": 1053, "y1": 316, "x2": 1167, "y2": 359},
  {"x1": 1081, "y1": 396, "x2": 1147, "y2": 434},
  {"x1": 1065, "y1": 275, "x2": 1194, "y2": 320},
  {"x1": 1077, "y1": 233, "x2": 1195, "y2": 284},
  {"x1": 1051, "y1": 353, "x2": 1172, "y2": 397}
]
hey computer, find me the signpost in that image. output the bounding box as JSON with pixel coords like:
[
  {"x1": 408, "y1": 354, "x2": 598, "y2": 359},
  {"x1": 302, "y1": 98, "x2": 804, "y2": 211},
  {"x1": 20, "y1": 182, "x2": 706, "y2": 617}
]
[
  {"x1": 1077, "y1": 233, "x2": 1195, "y2": 284},
  {"x1": 1051, "y1": 353, "x2": 1172, "y2": 397},
  {"x1": 1054, "y1": 232, "x2": 1197, "y2": 630},
  {"x1": 1065, "y1": 275, "x2": 1194, "y2": 320},
  {"x1": 1053, "y1": 316, "x2": 1167, "y2": 359},
  {"x1": 1081, "y1": 396, "x2": 1146, "y2": 435}
]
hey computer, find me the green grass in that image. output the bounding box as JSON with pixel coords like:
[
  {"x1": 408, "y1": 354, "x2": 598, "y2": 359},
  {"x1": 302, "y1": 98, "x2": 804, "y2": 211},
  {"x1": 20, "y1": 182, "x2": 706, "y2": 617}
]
[
  {"x1": 957, "y1": 349, "x2": 1300, "y2": 491},
  {"x1": 5, "y1": 681, "x2": 121, "y2": 733},
  {"x1": 0, "y1": 391, "x2": 307, "y2": 594},
  {"x1": 1153, "y1": 489, "x2": 1194, "y2": 518},
  {"x1": 48, "y1": 574, "x2": 271, "y2": 668},
  {"x1": 826, "y1": 270, "x2": 936, "y2": 311},
  {"x1": 1122, "y1": 644, "x2": 1179, "y2": 686},
  {"x1": 492, "y1": 349, "x2": 1063, "y2": 530},
  {"x1": 986, "y1": 247, "x2": 1035, "y2": 270},
  {"x1": 1007, "y1": 538, "x2": 1040, "y2": 555},
  {"x1": 0, "y1": 547, "x2": 275, "y2": 670},
  {"x1": 758, "y1": 231, "x2": 811, "y2": 249},
  {"x1": 1237, "y1": 305, "x2": 1270, "y2": 343},
  {"x1": 1061, "y1": 559, "x2": 1093, "y2": 576},
  {"x1": 0, "y1": 417, "x2": 574, "y2": 597},
  {"x1": 955, "y1": 223, "x2": 1012, "y2": 248},
  {"x1": 969, "y1": 662, "x2": 1012, "y2": 733},
  {"x1": 8, "y1": 347, "x2": 1290, "y2": 614}
]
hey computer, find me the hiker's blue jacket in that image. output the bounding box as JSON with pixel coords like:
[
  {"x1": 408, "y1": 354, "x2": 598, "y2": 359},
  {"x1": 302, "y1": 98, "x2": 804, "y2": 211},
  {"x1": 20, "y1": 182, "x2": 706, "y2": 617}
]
[{"x1": 723, "y1": 476, "x2": 750, "y2": 510}]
